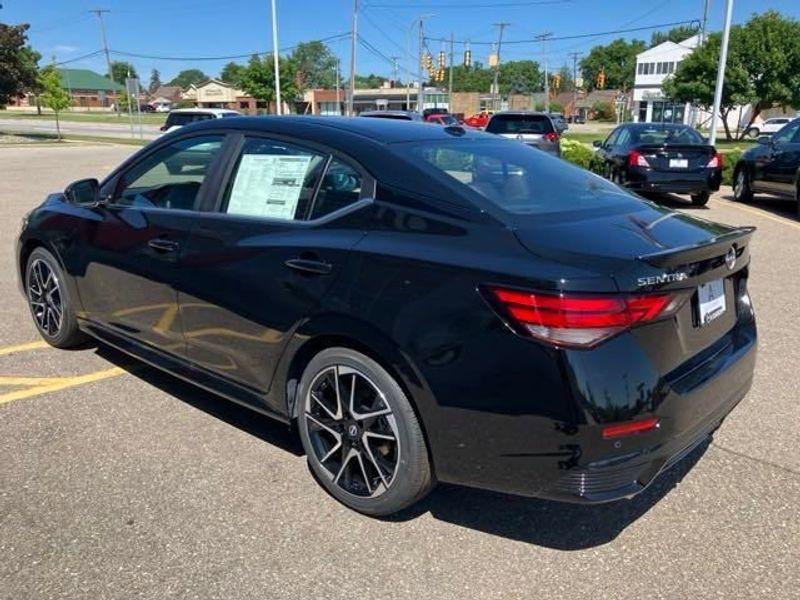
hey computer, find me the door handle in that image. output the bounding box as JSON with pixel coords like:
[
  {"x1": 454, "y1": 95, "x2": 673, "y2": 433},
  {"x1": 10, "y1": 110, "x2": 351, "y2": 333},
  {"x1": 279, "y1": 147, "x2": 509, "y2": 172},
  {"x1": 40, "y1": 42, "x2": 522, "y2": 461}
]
[
  {"x1": 148, "y1": 238, "x2": 180, "y2": 253},
  {"x1": 284, "y1": 257, "x2": 333, "y2": 275}
]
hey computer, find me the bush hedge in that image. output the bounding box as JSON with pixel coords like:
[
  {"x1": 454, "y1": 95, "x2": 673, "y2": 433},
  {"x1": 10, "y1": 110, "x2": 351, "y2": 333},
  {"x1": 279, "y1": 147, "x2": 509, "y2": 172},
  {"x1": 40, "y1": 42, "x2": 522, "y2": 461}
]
[{"x1": 560, "y1": 138, "x2": 604, "y2": 174}]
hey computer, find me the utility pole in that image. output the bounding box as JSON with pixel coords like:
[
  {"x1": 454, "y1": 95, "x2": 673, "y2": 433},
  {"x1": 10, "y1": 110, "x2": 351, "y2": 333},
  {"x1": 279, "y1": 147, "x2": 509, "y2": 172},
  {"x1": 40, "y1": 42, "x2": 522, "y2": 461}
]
[
  {"x1": 390, "y1": 55, "x2": 399, "y2": 86},
  {"x1": 535, "y1": 32, "x2": 552, "y2": 112},
  {"x1": 448, "y1": 32, "x2": 454, "y2": 112},
  {"x1": 709, "y1": 0, "x2": 733, "y2": 145},
  {"x1": 569, "y1": 51, "x2": 582, "y2": 119},
  {"x1": 491, "y1": 22, "x2": 510, "y2": 111},
  {"x1": 89, "y1": 9, "x2": 116, "y2": 114},
  {"x1": 270, "y1": 0, "x2": 282, "y2": 115},
  {"x1": 417, "y1": 17, "x2": 425, "y2": 113},
  {"x1": 701, "y1": 0, "x2": 711, "y2": 43},
  {"x1": 349, "y1": 0, "x2": 358, "y2": 116}
]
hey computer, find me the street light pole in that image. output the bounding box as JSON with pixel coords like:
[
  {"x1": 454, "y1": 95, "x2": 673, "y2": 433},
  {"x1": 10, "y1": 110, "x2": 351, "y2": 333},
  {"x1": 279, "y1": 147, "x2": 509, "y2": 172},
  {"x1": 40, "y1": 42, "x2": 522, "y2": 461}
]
[
  {"x1": 491, "y1": 22, "x2": 510, "y2": 111},
  {"x1": 335, "y1": 57, "x2": 341, "y2": 115},
  {"x1": 417, "y1": 17, "x2": 425, "y2": 113},
  {"x1": 270, "y1": 0, "x2": 282, "y2": 115},
  {"x1": 349, "y1": 0, "x2": 358, "y2": 116},
  {"x1": 709, "y1": 0, "x2": 733, "y2": 145},
  {"x1": 535, "y1": 32, "x2": 552, "y2": 112},
  {"x1": 89, "y1": 9, "x2": 117, "y2": 114}
]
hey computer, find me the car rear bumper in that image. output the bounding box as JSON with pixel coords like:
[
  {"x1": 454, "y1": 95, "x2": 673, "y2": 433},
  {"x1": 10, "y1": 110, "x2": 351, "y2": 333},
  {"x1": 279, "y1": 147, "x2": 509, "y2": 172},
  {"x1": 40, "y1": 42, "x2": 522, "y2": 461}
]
[{"x1": 625, "y1": 167, "x2": 722, "y2": 194}]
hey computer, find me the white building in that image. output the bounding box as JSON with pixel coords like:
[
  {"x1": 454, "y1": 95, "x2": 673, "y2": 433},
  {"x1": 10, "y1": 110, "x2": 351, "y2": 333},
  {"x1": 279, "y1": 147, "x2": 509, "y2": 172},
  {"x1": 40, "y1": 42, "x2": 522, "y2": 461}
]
[{"x1": 632, "y1": 34, "x2": 701, "y2": 124}]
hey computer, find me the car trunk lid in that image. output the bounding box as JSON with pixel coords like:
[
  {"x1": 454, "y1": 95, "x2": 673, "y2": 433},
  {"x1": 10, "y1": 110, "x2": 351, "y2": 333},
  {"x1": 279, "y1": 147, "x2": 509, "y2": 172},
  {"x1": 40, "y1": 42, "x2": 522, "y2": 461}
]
[{"x1": 635, "y1": 143, "x2": 716, "y2": 171}]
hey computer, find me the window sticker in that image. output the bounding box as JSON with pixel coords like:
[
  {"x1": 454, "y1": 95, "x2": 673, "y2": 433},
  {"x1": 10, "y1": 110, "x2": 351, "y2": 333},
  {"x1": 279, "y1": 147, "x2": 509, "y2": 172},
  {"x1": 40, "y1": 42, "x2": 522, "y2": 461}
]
[{"x1": 227, "y1": 154, "x2": 313, "y2": 219}]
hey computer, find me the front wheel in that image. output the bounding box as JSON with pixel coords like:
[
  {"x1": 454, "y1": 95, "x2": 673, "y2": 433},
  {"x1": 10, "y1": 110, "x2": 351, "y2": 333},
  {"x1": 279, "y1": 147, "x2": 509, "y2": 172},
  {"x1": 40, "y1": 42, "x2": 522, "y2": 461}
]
[
  {"x1": 746, "y1": 127, "x2": 760, "y2": 138},
  {"x1": 297, "y1": 347, "x2": 434, "y2": 516},
  {"x1": 691, "y1": 191, "x2": 710, "y2": 206}
]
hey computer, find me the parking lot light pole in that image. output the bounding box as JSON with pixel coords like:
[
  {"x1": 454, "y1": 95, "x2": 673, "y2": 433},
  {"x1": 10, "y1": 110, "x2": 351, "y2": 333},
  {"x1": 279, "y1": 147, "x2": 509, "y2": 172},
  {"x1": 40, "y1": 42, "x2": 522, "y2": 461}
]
[
  {"x1": 270, "y1": 0, "x2": 282, "y2": 115},
  {"x1": 709, "y1": 0, "x2": 734, "y2": 145}
]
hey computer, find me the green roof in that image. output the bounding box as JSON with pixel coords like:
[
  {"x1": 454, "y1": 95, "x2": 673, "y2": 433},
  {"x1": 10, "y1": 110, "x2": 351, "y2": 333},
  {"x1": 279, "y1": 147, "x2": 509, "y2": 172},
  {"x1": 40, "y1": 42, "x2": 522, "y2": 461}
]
[{"x1": 57, "y1": 69, "x2": 123, "y2": 92}]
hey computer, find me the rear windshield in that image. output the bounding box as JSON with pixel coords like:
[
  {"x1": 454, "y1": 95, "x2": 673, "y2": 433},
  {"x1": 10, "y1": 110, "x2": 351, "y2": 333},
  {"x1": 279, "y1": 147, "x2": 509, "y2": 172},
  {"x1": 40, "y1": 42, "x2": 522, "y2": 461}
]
[
  {"x1": 166, "y1": 113, "x2": 214, "y2": 127},
  {"x1": 485, "y1": 114, "x2": 554, "y2": 135},
  {"x1": 361, "y1": 113, "x2": 412, "y2": 120},
  {"x1": 631, "y1": 126, "x2": 705, "y2": 145},
  {"x1": 399, "y1": 139, "x2": 636, "y2": 216}
]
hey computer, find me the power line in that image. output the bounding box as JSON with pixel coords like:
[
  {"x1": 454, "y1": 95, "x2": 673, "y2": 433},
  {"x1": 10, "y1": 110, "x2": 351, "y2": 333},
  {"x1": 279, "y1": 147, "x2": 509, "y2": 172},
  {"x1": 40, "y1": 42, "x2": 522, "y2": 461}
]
[
  {"x1": 366, "y1": 0, "x2": 571, "y2": 8},
  {"x1": 424, "y1": 19, "x2": 700, "y2": 45},
  {"x1": 53, "y1": 50, "x2": 106, "y2": 67}
]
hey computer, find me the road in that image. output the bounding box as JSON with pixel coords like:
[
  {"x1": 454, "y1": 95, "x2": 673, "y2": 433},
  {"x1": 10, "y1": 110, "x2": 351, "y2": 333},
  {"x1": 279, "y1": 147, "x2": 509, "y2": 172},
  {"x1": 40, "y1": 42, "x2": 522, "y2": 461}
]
[
  {"x1": 0, "y1": 117, "x2": 159, "y2": 140},
  {"x1": 1, "y1": 143, "x2": 798, "y2": 600}
]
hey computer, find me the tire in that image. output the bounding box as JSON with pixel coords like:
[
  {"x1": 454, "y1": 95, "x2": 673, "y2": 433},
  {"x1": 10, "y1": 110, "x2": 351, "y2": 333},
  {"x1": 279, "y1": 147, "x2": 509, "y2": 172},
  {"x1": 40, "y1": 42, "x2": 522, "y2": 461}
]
[
  {"x1": 691, "y1": 191, "x2": 710, "y2": 206},
  {"x1": 747, "y1": 128, "x2": 760, "y2": 138},
  {"x1": 796, "y1": 183, "x2": 800, "y2": 220},
  {"x1": 25, "y1": 247, "x2": 86, "y2": 348},
  {"x1": 297, "y1": 347, "x2": 434, "y2": 516},
  {"x1": 733, "y1": 166, "x2": 753, "y2": 203}
]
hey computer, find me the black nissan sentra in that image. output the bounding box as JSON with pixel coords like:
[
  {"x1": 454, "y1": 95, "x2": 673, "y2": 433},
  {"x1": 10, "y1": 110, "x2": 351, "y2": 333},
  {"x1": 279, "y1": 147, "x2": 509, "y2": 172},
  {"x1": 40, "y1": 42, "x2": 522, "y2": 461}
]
[{"x1": 17, "y1": 117, "x2": 756, "y2": 516}]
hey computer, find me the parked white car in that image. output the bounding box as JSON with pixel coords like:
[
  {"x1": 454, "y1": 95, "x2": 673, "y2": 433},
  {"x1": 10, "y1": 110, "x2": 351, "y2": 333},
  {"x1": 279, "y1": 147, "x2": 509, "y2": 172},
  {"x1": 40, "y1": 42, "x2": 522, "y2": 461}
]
[
  {"x1": 160, "y1": 108, "x2": 241, "y2": 134},
  {"x1": 746, "y1": 117, "x2": 792, "y2": 138}
]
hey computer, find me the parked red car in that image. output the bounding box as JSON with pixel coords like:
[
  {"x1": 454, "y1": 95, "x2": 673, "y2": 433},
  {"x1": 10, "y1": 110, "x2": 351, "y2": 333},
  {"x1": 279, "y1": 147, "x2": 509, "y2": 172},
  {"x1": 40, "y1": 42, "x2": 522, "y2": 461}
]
[
  {"x1": 462, "y1": 111, "x2": 494, "y2": 129},
  {"x1": 425, "y1": 114, "x2": 460, "y2": 126}
]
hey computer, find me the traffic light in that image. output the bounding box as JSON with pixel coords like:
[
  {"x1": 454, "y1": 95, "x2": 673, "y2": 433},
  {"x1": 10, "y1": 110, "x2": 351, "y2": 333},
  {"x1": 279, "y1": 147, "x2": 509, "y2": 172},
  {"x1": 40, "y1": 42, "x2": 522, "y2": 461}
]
[
  {"x1": 463, "y1": 49, "x2": 472, "y2": 68},
  {"x1": 438, "y1": 51, "x2": 446, "y2": 68},
  {"x1": 552, "y1": 73, "x2": 561, "y2": 91},
  {"x1": 596, "y1": 68, "x2": 606, "y2": 89}
]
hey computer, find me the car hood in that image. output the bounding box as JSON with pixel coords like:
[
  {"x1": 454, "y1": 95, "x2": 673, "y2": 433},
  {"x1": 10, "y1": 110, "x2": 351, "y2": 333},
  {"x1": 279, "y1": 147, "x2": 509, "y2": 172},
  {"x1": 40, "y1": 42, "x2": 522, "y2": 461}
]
[{"x1": 512, "y1": 200, "x2": 748, "y2": 291}]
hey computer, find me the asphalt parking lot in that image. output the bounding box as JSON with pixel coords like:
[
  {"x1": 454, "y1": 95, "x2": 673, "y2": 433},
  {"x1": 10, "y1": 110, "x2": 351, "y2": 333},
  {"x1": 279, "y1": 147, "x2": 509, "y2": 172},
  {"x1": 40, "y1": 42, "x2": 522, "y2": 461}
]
[{"x1": 1, "y1": 143, "x2": 799, "y2": 600}]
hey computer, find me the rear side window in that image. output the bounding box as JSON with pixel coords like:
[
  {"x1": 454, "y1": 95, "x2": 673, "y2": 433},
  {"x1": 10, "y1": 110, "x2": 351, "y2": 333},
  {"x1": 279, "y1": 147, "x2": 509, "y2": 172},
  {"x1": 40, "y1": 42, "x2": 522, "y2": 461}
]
[
  {"x1": 485, "y1": 114, "x2": 554, "y2": 135},
  {"x1": 308, "y1": 159, "x2": 363, "y2": 220},
  {"x1": 115, "y1": 136, "x2": 224, "y2": 210},
  {"x1": 222, "y1": 137, "x2": 327, "y2": 220},
  {"x1": 166, "y1": 112, "x2": 214, "y2": 127}
]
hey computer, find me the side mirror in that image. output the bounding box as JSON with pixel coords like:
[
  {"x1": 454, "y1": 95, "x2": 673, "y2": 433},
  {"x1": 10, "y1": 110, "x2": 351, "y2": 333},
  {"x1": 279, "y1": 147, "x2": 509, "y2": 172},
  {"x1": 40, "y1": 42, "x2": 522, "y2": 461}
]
[
  {"x1": 64, "y1": 178, "x2": 100, "y2": 205},
  {"x1": 592, "y1": 140, "x2": 603, "y2": 148},
  {"x1": 159, "y1": 124, "x2": 169, "y2": 132},
  {"x1": 757, "y1": 135, "x2": 771, "y2": 145}
]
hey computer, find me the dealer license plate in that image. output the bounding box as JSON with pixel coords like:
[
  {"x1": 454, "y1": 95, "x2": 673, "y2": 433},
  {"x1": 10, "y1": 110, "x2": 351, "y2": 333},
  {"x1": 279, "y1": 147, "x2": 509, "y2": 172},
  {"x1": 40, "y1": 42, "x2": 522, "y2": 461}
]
[
  {"x1": 698, "y1": 279, "x2": 726, "y2": 326},
  {"x1": 669, "y1": 158, "x2": 689, "y2": 168}
]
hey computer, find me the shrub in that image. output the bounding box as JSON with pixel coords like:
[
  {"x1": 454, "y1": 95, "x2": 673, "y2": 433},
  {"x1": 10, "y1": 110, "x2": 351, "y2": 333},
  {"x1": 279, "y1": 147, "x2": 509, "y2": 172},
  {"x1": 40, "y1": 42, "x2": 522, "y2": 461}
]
[
  {"x1": 560, "y1": 138, "x2": 604, "y2": 174},
  {"x1": 591, "y1": 101, "x2": 615, "y2": 121},
  {"x1": 720, "y1": 148, "x2": 744, "y2": 186}
]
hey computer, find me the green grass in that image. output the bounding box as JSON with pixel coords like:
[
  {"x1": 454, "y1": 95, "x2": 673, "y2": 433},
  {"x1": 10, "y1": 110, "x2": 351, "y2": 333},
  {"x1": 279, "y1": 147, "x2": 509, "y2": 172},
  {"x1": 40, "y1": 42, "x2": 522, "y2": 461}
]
[
  {"x1": 0, "y1": 129, "x2": 147, "y2": 146},
  {"x1": 0, "y1": 111, "x2": 166, "y2": 126}
]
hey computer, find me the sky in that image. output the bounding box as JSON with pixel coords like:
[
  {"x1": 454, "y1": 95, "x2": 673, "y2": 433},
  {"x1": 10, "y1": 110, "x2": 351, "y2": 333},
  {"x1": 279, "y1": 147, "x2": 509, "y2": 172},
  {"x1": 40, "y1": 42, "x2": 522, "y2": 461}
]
[{"x1": 4, "y1": 0, "x2": 800, "y2": 86}]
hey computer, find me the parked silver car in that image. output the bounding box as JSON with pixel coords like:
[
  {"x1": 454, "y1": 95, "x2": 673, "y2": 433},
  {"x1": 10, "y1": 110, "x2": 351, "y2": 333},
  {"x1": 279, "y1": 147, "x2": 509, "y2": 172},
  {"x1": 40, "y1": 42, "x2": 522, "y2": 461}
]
[{"x1": 484, "y1": 112, "x2": 561, "y2": 156}]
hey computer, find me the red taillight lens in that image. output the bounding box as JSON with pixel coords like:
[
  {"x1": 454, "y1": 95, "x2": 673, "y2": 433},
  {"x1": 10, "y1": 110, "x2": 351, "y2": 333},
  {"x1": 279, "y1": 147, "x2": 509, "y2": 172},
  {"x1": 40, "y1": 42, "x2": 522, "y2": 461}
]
[
  {"x1": 628, "y1": 150, "x2": 650, "y2": 168},
  {"x1": 544, "y1": 132, "x2": 560, "y2": 142},
  {"x1": 706, "y1": 153, "x2": 722, "y2": 168},
  {"x1": 602, "y1": 417, "x2": 660, "y2": 439},
  {"x1": 487, "y1": 287, "x2": 685, "y2": 348}
]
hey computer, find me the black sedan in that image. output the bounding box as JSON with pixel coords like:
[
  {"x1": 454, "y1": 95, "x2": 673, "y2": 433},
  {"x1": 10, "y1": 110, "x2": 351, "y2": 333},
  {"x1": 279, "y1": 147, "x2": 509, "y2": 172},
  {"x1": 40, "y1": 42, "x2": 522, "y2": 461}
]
[
  {"x1": 17, "y1": 116, "x2": 756, "y2": 516},
  {"x1": 733, "y1": 117, "x2": 800, "y2": 218},
  {"x1": 594, "y1": 123, "x2": 723, "y2": 205}
]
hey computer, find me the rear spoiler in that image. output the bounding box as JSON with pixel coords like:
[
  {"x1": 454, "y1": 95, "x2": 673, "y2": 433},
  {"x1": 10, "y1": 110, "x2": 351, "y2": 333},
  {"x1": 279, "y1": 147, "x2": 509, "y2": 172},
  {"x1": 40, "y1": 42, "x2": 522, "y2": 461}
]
[{"x1": 637, "y1": 226, "x2": 756, "y2": 268}]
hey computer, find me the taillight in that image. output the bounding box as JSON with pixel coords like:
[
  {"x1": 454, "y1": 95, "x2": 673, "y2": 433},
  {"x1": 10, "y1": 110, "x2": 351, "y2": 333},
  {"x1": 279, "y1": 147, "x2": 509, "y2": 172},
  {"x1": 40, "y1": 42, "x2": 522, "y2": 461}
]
[
  {"x1": 486, "y1": 287, "x2": 686, "y2": 348},
  {"x1": 706, "y1": 153, "x2": 722, "y2": 168},
  {"x1": 544, "y1": 132, "x2": 559, "y2": 142},
  {"x1": 628, "y1": 150, "x2": 650, "y2": 168},
  {"x1": 602, "y1": 417, "x2": 660, "y2": 439}
]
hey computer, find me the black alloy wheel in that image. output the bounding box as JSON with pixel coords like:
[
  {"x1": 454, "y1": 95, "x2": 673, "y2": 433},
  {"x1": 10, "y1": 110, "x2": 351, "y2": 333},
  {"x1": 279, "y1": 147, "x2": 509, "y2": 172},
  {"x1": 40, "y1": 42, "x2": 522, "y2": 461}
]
[{"x1": 297, "y1": 348, "x2": 433, "y2": 516}]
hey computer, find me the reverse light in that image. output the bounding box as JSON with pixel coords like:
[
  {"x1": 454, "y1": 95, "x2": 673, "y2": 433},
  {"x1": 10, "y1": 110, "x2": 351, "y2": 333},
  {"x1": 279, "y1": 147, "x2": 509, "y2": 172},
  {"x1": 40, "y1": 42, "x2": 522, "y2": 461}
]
[
  {"x1": 486, "y1": 287, "x2": 686, "y2": 348},
  {"x1": 706, "y1": 153, "x2": 722, "y2": 168},
  {"x1": 544, "y1": 132, "x2": 560, "y2": 142},
  {"x1": 628, "y1": 150, "x2": 650, "y2": 168},
  {"x1": 602, "y1": 417, "x2": 660, "y2": 439}
]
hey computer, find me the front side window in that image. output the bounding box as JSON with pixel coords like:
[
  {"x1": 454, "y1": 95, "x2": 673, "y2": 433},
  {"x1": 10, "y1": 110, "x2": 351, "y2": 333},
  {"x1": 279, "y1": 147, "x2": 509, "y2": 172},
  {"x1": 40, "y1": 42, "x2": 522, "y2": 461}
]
[
  {"x1": 115, "y1": 135, "x2": 224, "y2": 210},
  {"x1": 773, "y1": 120, "x2": 800, "y2": 144},
  {"x1": 222, "y1": 137, "x2": 326, "y2": 220}
]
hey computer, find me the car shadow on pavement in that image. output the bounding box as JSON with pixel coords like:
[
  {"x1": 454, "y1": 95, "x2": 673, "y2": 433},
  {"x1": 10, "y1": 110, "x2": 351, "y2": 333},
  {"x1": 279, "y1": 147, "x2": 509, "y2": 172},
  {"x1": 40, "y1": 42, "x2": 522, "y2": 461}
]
[
  {"x1": 643, "y1": 193, "x2": 710, "y2": 210},
  {"x1": 390, "y1": 441, "x2": 710, "y2": 550},
  {"x1": 718, "y1": 193, "x2": 799, "y2": 221},
  {"x1": 94, "y1": 345, "x2": 303, "y2": 457}
]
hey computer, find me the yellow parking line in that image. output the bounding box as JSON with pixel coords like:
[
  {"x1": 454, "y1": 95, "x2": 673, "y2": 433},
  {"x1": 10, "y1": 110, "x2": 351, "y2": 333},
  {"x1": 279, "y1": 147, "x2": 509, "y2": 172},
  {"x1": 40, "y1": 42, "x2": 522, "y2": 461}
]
[
  {"x1": 0, "y1": 367, "x2": 126, "y2": 406},
  {"x1": 0, "y1": 375, "x2": 73, "y2": 386},
  {"x1": 0, "y1": 340, "x2": 49, "y2": 356},
  {"x1": 710, "y1": 199, "x2": 800, "y2": 231}
]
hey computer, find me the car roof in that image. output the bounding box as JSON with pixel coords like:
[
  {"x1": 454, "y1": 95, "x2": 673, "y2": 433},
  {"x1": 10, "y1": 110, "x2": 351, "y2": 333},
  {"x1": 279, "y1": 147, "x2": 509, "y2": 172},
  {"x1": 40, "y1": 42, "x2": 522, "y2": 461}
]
[
  {"x1": 169, "y1": 108, "x2": 240, "y2": 115},
  {"x1": 179, "y1": 115, "x2": 485, "y2": 144},
  {"x1": 489, "y1": 111, "x2": 552, "y2": 118}
]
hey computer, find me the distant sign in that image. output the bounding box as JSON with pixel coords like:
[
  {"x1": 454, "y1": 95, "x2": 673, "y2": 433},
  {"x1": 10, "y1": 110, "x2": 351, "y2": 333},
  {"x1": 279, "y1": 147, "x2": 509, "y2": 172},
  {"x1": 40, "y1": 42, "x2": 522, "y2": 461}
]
[{"x1": 488, "y1": 54, "x2": 499, "y2": 68}]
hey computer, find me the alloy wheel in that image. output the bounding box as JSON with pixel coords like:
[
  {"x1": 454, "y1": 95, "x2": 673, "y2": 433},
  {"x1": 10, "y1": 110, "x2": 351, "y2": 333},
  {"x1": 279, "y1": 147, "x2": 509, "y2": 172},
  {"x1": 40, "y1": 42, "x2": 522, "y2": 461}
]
[
  {"x1": 734, "y1": 170, "x2": 745, "y2": 198},
  {"x1": 27, "y1": 258, "x2": 62, "y2": 337},
  {"x1": 304, "y1": 365, "x2": 400, "y2": 498}
]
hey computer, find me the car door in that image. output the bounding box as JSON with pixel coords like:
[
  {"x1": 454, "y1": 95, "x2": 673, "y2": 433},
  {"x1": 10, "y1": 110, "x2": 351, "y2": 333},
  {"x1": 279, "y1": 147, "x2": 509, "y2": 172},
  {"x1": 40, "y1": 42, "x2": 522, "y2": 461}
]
[
  {"x1": 758, "y1": 119, "x2": 800, "y2": 195},
  {"x1": 598, "y1": 127, "x2": 620, "y2": 175},
  {"x1": 75, "y1": 133, "x2": 227, "y2": 356},
  {"x1": 177, "y1": 134, "x2": 373, "y2": 405}
]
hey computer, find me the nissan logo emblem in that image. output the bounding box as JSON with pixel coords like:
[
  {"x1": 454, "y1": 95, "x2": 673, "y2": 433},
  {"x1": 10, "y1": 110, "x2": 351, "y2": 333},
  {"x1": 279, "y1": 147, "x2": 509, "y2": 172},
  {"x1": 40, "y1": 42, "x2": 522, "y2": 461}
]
[{"x1": 725, "y1": 246, "x2": 736, "y2": 270}]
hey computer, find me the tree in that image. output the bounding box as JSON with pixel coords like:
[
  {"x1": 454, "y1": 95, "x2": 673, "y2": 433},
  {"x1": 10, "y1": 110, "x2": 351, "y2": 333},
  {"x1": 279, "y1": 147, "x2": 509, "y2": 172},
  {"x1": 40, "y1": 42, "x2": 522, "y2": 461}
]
[
  {"x1": 220, "y1": 61, "x2": 245, "y2": 86},
  {"x1": 148, "y1": 68, "x2": 161, "y2": 94},
  {"x1": 444, "y1": 62, "x2": 492, "y2": 93},
  {"x1": 580, "y1": 38, "x2": 646, "y2": 92},
  {"x1": 39, "y1": 65, "x2": 70, "y2": 140},
  {"x1": 289, "y1": 41, "x2": 337, "y2": 92},
  {"x1": 650, "y1": 25, "x2": 699, "y2": 47},
  {"x1": 0, "y1": 23, "x2": 41, "y2": 109},
  {"x1": 238, "y1": 54, "x2": 298, "y2": 113},
  {"x1": 498, "y1": 60, "x2": 542, "y2": 95},
  {"x1": 557, "y1": 64, "x2": 574, "y2": 92},
  {"x1": 110, "y1": 60, "x2": 137, "y2": 85},
  {"x1": 168, "y1": 69, "x2": 208, "y2": 89},
  {"x1": 354, "y1": 73, "x2": 387, "y2": 89}
]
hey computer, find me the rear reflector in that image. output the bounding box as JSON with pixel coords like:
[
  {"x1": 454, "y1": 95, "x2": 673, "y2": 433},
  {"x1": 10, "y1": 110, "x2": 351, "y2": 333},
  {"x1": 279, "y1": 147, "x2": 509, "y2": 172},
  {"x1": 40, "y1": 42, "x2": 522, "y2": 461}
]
[
  {"x1": 628, "y1": 150, "x2": 650, "y2": 168},
  {"x1": 706, "y1": 153, "x2": 722, "y2": 168},
  {"x1": 602, "y1": 417, "x2": 659, "y2": 439},
  {"x1": 487, "y1": 287, "x2": 686, "y2": 348}
]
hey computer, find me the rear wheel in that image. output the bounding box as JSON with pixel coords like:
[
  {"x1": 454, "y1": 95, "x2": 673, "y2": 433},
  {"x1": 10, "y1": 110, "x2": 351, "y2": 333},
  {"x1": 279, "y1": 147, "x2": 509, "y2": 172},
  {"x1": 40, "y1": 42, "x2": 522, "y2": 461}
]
[
  {"x1": 733, "y1": 167, "x2": 753, "y2": 203},
  {"x1": 795, "y1": 183, "x2": 800, "y2": 219},
  {"x1": 691, "y1": 191, "x2": 710, "y2": 206},
  {"x1": 297, "y1": 347, "x2": 434, "y2": 516},
  {"x1": 746, "y1": 127, "x2": 760, "y2": 138},
  {"x1": 25, "y1": 247, "x2": 86, "y2": 348}
]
